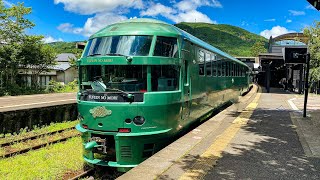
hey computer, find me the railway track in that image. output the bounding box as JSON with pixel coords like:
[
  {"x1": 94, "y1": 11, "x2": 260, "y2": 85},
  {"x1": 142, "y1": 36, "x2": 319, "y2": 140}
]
[
  {"x1": 67, "y1": 168, "x2": 95, "y2": 180},
  {"x1": 0, "y1": 127, "x2": 75, "y2": 147},
  {"x1": 0, "y1": 129, "x2": 80, "y2": 158}
]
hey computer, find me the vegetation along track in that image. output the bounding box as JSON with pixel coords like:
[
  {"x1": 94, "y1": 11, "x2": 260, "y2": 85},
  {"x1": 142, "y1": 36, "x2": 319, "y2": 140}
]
[
  {"x1": 0, "y1": 127, "x2": 75, "y2": 147},
  {"x1": 0, "y1": 129, "x2": 79, "y2": 158}
]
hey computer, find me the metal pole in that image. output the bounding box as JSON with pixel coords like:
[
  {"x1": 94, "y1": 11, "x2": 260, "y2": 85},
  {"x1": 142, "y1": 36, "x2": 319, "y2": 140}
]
[
  {"x1": 303, "y1": 53, "x2": 310, "y2": 118},
  {"x1": 266, "y1": 63, "x2": 270, "y2": 93}
]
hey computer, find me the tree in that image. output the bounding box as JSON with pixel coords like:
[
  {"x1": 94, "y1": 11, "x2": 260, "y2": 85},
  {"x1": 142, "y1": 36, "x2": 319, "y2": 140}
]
[
  {"x1": 19, "y1": 36, "x2": 57, "y2": 88},
  {"x1": 250, "y1": 41, "x2": 267, "y2": 57},
  {"x1": 0, "y1": 1, "x2": 57, "y2": 93},
  {"x1": 304, "y1": 21, "x2": 320, "y2": 82}
]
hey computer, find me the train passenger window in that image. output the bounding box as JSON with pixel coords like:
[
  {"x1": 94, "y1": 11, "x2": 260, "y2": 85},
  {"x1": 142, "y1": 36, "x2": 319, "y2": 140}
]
[
  {"x1": 154, "y1": 36, "x2": 178, "y2": 57},
  {"x1": 236, "y1": 65, "x2": 239, "y2": 77},
  {"x1": 230, "y1": 63, "x2": 234, "y2": 76},
  {"x1": 151, "y1": 65, "x2": 179, "y2": 91},
  {"x1": 198, "y1": 50, "x2": 205, "y2": 76},
  {"x1": 225, "y1": 62, "x2": 229, "y2": 77},
  {"x1": 221, "y1": 62, "x2": 225, "y2": 77},
  {"x1": 206, "y1": 53, "x2": 212, "y2": 76},
  {"x1": 211, "y1": 54, "x2": 217, "y2": 76},
  {"x1": 217, "y1": 61, "x2": 221, "y2": 77}
]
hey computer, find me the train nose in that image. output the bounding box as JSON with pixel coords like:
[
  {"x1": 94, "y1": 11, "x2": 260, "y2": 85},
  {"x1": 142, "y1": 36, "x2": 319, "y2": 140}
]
[{"x1": 79, "y1": 104, "x2": 138, "y2": 132}]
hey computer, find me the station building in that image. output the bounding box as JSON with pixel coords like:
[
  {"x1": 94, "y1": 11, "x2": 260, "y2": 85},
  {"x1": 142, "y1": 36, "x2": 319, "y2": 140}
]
[
  {"x1": 258, "y1": 33, "x2": 308, "y2": 93},
  {"x1": 18, "y1": 53, "x2": 78, "y2": 87}
]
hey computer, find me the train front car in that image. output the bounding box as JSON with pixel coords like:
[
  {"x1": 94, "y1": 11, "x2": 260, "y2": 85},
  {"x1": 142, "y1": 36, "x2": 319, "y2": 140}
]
[{"x1": 76, "y1": 19, "x2": 182, "y2": 172}]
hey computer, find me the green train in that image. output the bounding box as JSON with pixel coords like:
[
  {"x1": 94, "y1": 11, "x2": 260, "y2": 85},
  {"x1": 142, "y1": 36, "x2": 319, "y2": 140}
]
[{"x1": 76, "y1": 18, "x2": 250, "y2": 172}]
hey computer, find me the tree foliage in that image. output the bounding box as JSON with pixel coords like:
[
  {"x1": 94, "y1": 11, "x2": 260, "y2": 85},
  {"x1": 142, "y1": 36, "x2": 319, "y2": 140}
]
[
  {"x1": 0, "y1": 1, "x2": 57, "y2": 95},
  {"x1": 250, "y1": 41, "x2": 267, "y2": 57},
  {"x1": 304, "y1": 21, "x2": 320, "y2": 81}
]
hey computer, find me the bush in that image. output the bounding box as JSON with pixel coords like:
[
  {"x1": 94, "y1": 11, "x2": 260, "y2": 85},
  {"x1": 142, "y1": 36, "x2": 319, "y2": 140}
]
[{"x1": 45, "y1": 80, "x2": 78, "y2": 93}]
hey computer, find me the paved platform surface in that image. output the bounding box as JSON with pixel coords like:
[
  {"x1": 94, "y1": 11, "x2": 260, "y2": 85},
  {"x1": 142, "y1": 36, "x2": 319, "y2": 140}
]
[
  {"x1": 0, "y1": 92, "x2": 76, "y2": 112},
  {"x1": 118, "y1": 86, "x2": 320, "y2": 180}
]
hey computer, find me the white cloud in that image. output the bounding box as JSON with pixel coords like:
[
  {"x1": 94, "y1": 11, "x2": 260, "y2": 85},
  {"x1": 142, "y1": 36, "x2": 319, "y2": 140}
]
[
  {"x1": 289, "y1": 10, "x2": 305, "y2": 16},
  {"x1": 140, "y1": 2, "x2": 218, "y2": 24},
  {"x1": 260, "y1": 26, "x2": 295, "y2": 38},
  {"x1": 54, "y1": 0, "x2": 144, "y2": 15},
  {"x1": 286, "y1": 19, "x2": 292, "y2": 23},
  {"x1": 172, "y1": 10, "x2": 216, "y2": 23},
  {"x1": 58, "y1": 13, "x2": 128, "y2": 37},
  {"x1": 42, "y1": 36, "x2": 63, "y2": 43},
  {"x1": 264, "y1": 19, "x2": 276, "y2": 22},
  {"x1": 140, "y1": 3, "x2": 176, "y2": 17},
  {"x1": 175, "y1": 0, "x2": 222, "y2": 11},
  {"x1": 56, "y1": 0, "x2": 220, "y2": 37}
]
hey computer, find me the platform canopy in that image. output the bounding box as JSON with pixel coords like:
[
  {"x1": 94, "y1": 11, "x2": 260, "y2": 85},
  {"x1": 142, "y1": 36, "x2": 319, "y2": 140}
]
[
  {"x1": 272, "y1": 33, "x2": 309, "y2": 44},
  {"x1": 307, "y1": 0, "x2": 320, "y2": 10}
]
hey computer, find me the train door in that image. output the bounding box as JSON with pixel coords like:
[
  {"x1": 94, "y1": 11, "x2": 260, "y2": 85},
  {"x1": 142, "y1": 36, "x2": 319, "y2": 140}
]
[{"x1": 181, "y1": 40, "x2": 192, "y2": 121}]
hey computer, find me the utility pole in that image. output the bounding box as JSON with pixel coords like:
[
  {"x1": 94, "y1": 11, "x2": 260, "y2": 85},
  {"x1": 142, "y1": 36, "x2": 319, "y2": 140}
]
[{"x1": 303, "y1": 53, "x2": 310, "y2": 117}]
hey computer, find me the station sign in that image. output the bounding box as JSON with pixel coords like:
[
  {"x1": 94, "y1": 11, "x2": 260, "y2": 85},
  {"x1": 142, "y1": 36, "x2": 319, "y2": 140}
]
[{"x1": 282, "y1": 47, "x2": 307, "y2": 64}]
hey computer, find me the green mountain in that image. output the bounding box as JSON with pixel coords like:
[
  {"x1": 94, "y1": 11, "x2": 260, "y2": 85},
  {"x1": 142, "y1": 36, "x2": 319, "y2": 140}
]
[
  {"x1": 48, "y1": 41, "x2": 79, "y2": 54},
  {"x1": 175, "y1": 22, "x2": 268, "y2": 56}
]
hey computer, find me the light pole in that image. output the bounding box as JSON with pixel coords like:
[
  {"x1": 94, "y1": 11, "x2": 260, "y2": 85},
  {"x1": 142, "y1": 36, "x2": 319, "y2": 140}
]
[{"x1": 303, "y1": 53, "x2": 310, "y2": 117}]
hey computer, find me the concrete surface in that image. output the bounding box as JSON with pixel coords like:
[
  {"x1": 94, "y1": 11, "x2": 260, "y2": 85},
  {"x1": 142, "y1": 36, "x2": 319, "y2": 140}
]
[
  {"x1": 117, "y1": 86, "x2": 320, "y2": 180},
  {"x1": 0, "y1": 92, "x2": 76, "y2": 112}
]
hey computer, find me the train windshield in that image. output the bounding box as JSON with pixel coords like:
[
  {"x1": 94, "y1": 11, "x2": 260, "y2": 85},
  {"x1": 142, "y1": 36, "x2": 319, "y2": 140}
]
[
  {"x1": 80, "y1": 65, "x2": 180, "y2": 93},
  {"x1": 84, "y1": 35, "x2": 152, "y2": 57}
]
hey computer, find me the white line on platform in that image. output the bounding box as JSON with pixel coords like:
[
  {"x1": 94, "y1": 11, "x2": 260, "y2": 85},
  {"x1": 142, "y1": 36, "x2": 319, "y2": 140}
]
[
  {"x1": 288, "y1": 98, "x2": 299, "y2": 110},
  {"x1": 0, "y1": 99, "x2": 76, "y2": 109}
]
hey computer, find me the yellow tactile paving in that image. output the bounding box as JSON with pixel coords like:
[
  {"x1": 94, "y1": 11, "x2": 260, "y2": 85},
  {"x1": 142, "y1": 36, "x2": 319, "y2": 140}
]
[{"x1": 179, "y1": 89, "x2": 261, "y2": 180}]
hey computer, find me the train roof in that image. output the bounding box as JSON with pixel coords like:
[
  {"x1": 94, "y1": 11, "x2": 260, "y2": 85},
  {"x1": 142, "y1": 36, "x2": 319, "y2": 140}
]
[{"x1": 90, "y1": 18, "x2": 246, "y2": 66}]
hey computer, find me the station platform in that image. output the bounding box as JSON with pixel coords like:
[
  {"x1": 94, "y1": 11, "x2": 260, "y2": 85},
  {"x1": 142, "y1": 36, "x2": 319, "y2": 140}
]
[
  {"x1": 118, "y1": 85, "x2": 320, "y2": 180},
  {"x1": 0, "y1": 92, "x2": 76, "y2": 112}
]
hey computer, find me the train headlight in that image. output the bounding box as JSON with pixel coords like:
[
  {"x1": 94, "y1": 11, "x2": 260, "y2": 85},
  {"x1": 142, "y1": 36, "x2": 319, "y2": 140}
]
[{"x1": 133, "y1": 116, "x2": 146, "y2": 126}]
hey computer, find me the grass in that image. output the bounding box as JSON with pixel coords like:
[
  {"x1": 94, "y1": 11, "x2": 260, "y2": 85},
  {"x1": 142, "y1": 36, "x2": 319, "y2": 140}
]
[
  {"x1": 0, "y1": 137, "x2": 85, "y2": 179},
  {"x1": 0, "y1": 120, "x2": 79, "y2": 144}
]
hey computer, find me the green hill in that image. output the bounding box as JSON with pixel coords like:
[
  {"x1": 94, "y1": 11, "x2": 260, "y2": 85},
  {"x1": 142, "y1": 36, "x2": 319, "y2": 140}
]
[
  {"x1": 175, "y1": 22, "x2": 268, "y2": 56},
  {"x1": 48, "y1": 41, "x2": 78, "y2": 54}
]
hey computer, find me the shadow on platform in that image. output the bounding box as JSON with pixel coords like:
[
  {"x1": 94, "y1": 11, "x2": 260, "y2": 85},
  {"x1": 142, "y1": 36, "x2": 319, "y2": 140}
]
[{"x1": 160, "y1": 107, "x2": 320, "y2": 179}]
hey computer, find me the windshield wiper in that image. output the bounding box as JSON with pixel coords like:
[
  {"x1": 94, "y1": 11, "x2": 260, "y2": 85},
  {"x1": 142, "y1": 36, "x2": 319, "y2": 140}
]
[
  {"x1": 88, "y1": 53, "x2": 101, "y2": 57},
  {"x1": 105, "y1": 53, "x2": 127, "y2": 57}
]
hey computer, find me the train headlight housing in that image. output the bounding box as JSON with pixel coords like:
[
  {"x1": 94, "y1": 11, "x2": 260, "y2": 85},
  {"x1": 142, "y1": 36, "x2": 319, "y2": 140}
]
[{"x1": 133, "y1": 116, "x2": 146, "y2": 126}]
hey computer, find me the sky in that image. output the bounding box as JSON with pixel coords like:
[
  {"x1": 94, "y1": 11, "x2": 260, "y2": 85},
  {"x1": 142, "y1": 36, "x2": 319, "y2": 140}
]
[{"x1": 3, "y1": 0, "x2": 320, "y2": 43}]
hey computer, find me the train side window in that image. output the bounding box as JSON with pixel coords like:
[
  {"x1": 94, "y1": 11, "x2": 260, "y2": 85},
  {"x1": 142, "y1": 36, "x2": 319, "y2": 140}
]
[
  {"x1": 211, "y1": 54, "x2": 216, "y2": 76},
  {"x1": 154, "y1": 36, "x2": 178, "y2": 57},
  {"x1": 212, "y1": 61, "x2": 216, "y2": 76},
  {"x1": 237, "y1": 64, "x2": 239, "y2": 77},
  {"x1": 206, "y1": 52, "x2": 212, "y2": 76},
  {"x1": 235, "y1": 64, "x2": 238, "y2": 77},
  {"x1": 151, "y1": 65, "x2": 179, "y2": 91},
  {"x1": 217, "y1": 61, "x2": 221, "y2": 76},
  {"x1": 198, "y1": 49, "x2": 205, "y2": 76},
  {"x1": 226, "y1": 62, "x2": 229, "y2": 77},
  {"x1": 221, "y1": 62, "x2": 225, "y2": 77}
]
